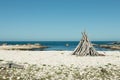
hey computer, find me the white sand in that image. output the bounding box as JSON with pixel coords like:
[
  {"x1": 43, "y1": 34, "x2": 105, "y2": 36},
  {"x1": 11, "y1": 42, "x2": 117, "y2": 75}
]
[{"x1": 0, "y1": 50, "x2": 120, "y2": 67}]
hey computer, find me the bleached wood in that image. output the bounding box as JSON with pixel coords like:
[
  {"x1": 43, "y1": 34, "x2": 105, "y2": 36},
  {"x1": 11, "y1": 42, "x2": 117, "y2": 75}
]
[{"x1": 73, "y1": 32, "x2": 99, "y2": 56}]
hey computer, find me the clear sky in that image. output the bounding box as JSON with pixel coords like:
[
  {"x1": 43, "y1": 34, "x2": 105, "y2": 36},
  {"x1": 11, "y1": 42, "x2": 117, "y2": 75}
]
[{"x1": 0, "y1": 0, "x2": 120, "y2": 41}]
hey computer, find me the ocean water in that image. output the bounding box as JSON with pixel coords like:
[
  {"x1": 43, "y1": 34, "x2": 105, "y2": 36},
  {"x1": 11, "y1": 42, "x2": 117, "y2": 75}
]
[{"x1": 0, "y1": 41, "x2": 116, "y2": 51}]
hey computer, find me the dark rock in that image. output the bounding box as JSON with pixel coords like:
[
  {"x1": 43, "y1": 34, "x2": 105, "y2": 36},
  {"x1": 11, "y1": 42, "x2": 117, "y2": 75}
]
[
  {"x1": 0, "y1": 62, "x2": 24, "y2": 69},
  {"x1": 98, "y1": 53, "x2": 105, "y2": 56},
  {"x1": 99, "y1": 44, "x2": 120, "y2": 50}
]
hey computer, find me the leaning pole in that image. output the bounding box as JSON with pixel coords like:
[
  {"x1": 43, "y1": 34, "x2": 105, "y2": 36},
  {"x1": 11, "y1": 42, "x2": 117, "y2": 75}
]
[{"x1": 73, "y1": 32, "x2": 99, "y2": 56}]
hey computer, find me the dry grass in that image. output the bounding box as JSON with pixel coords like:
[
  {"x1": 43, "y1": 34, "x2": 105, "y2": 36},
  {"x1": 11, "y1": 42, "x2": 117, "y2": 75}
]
[{"x1": 0, "y1": 63, "x2": 120, "y2": 80}]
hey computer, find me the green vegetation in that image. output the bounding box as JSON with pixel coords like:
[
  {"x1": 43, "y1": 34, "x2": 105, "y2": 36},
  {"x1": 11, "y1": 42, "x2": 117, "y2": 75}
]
[
  {"x1": 0, "y1": 59, "x2": 4, "y2": 61},
  {"x1": 0, "y1": 64, "x2": 120, "y2": 80}
]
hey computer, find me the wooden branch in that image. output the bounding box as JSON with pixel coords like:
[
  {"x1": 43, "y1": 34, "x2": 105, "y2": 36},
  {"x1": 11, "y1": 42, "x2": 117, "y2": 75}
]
[{"x1": 73, "y1": 32, "x2": 99, "y2": 56}]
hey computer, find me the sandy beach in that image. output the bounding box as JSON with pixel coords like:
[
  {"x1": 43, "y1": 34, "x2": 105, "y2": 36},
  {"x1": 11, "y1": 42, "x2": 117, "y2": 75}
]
[
  {"x1": 0, "y1": 50, "x2": 120, "y2": 67},
  {"x1": 0, "y1": 50, "x2": 120, "y2": 79}
]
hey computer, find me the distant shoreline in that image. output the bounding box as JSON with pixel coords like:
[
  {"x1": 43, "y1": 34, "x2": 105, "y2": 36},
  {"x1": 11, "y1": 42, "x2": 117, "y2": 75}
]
[{"x1": 0, "y1": 41, "x2": 119, "y2": 51}]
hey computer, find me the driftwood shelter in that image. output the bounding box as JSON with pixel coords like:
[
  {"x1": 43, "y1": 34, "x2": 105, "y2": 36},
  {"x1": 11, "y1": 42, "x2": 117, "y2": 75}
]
[{"x1": 73, "y1": 32, "x2": 99, "y2": 56}]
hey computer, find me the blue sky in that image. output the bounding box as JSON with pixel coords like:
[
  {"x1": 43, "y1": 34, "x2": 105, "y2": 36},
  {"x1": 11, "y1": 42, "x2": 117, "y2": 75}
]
[{"x1": 0, "y1": 0, "x2": 120, "y2": 41}]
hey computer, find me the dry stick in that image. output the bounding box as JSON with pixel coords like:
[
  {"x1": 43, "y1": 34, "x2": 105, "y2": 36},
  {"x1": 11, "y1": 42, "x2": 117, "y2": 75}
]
[
  {"x1": 73, "y1": 32, "x2": 99, "y2": 56},
  {"x1": 73, "y1": 39, "x2": 81, "y2": 55},
  {"x1": 73, "y1": 33, "x2": 84, "y2": 55},
  {"x1": 80, "y1": 33, "x2": 89, "y2": 56}
]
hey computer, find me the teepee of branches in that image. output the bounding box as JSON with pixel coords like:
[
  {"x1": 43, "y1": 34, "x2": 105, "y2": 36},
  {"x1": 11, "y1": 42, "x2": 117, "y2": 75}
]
[{"x1": 73, "y1": 32, "x2": 99, "y2": 56}]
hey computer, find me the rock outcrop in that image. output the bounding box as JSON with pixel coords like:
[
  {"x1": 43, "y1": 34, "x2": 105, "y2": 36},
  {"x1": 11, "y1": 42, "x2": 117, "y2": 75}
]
[{"x1": 0, "y1": 43, "x2": 48, "y2": 50}]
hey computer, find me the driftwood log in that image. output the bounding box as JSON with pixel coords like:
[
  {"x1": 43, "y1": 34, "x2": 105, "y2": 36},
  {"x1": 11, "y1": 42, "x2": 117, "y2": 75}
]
[
  {"x1": 0, "y1": 62, "x2": 24, "y2": 69},
  {"x1": 73, "y1": 32, "x2": 99, "y2": 56}
]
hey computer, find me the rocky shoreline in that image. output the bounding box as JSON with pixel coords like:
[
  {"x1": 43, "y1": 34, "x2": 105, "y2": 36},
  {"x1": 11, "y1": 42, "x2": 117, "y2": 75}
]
[
  {"x1": 0, "y1": 43, "x2": 48, "y2": 50},
  {"x1": 93, "y1": 41, "x2": 120, "y2": 50},
  {"x1": 99, "y1": 45, "x2": 120, "y2": 50}
]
